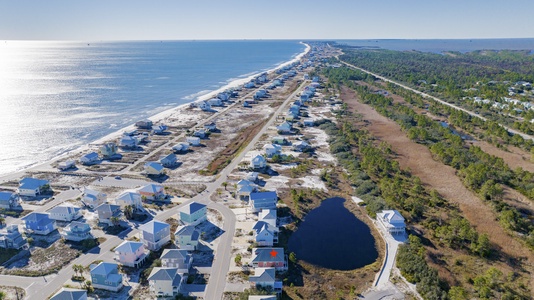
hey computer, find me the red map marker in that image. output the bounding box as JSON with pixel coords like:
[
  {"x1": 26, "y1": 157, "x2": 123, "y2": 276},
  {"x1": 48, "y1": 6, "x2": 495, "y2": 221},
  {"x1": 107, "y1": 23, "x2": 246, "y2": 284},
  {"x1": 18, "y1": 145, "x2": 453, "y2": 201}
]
[{"x1": 269, "y1": 249, "x2": 278, "y2": 258}]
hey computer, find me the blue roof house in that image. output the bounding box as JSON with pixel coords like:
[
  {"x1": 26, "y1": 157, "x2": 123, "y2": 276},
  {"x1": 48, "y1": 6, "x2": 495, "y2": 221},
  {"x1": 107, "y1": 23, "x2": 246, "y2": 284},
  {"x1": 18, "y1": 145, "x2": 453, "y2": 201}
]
[
  {"x1": 22, "y1": 212, "x2": 57, "y2": 235},
  {"x1": 249, "y1": 192, "x2": 278, "y2": 213},
  {"x1": 139, "y1": 220, "x2": 171, "y2": 251},
  {"x1": 178, "y1": 202, "x2": 207, "y2": 226},
  {"x1": 90, "y1": 262, "x2": 123, "y2": 292},
  {"x1": 18, "y1": 177, "x2": 50, "y2": 198}
]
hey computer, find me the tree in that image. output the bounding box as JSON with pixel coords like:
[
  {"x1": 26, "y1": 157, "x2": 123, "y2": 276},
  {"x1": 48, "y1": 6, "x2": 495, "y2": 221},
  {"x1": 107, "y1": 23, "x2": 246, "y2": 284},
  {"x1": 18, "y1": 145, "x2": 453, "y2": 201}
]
[
  {"x1": 124, "y1": 205, "x2": 134, "y2": 220},
  {"x1": 448, "y1": 286, "x2": 468, "y2": 300},
  {"x1": 222, "y1": 182, "x2": 228, "y2": 191},
  {"x1": 110, "y1": 216, "x2": 120, "y2": 227},
  {"x1": 0, "y1": 217, "x2": 5, "y2": 226},
  {"x1": 289, "y1": 252, "x2": 297, "y2": 264},
  {"x1": 234, "y1": 254, "x2": 242, "y2": 266}
]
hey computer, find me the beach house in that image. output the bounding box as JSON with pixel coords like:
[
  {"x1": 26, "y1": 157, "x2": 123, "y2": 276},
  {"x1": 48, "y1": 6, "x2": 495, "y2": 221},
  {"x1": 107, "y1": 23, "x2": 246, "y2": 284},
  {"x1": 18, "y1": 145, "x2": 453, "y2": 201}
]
[
  {"x1": 172, "y1": 142, "x2": 189, "y2": 153},
  {"x1": 253, "y1": 221, "x2": 278, "y2": 246},
  {"x1": 138, "y1": 184, "x2": 166, "y2": 201},
  {"x1": 263, "y1": 144, "x2": 282, "y2": 158},
  {"x1": 174, "y1": 225, "x2": 200, "y2": 250},
  {"x1": 100, "y1": 143, "x2": 118, "y2": 159},
  {"x1": 241, "y1": 172, "x2": 257, "y2": 183},
  {"x1": 48, "y1": 204, "x2": 82, "y2": 222},
  {"x1": 292, "y1": 141, "x2": 310, "y2": 152},
  {"x1": 249, "y1": 191, "x2": 278, "y2": 213},
  {"x1": 276, "y1": 121, "x2": 292, "y2": 134},
  {"x1": 18, "y1": 177, "x2": 50, "y2": 198},
  {"x1": 207, "y1": 98, "x2": 222, "y2": 107},
  {"x1": 135, "y1": 119, "x2": 153, "y2": 129},
  {"x1": 115, "y1": 192, "x2": 143, "y2": 210},
  {"x1": 186, "y1": 136, "x2": 201, "y2": 146},
  {"x1": 61, "y1": 221, "x2": 93, "y2": 242},
  {"x1": 22, "y1": 212, "x2": 56, "y2": 235},
  {"x1": 251, "y1": 248, "x2": 287, "y2": 271},
  {"x1": 82, "y1": 188, "x2": 107, "y2": 209},
  {"x1": 139, "y1": 220, "x2": 171, "y2": 251},
  {"x1": 96, "y1": 203, "x2": 121, "y2": 225},
  {"x1": 377, "y1": 210, "x2": 406, "y2": 235},
  {"x1": 271, "y1": 136, "x2": 288, "y2": 145},
  {"x1": 198, "y1": 101, "x2": 211, "y2": 111},
  {"x1": 204, "y1": 122, "x2": 217, "y2": 131},
  {"x1": 160, "y1": 249, "x2": 193, "y2": 273},
  {"x1": 303, "y1": 119, "x2": 315, "y2": 127},
  {"x1": 50, "y1": 288, "x2": 87, "y2": 300},
  {"x1": 144, "y1": 162, "x2": 164, "y2": 176},
  {"x1": 237, "y1": 183, "x2": 257, "y2": 201},
  {"x1": 248, "y1": 267, "x2": 282, "y2": 293},
  {"x1": 58, "y1": 160, "x2": 76, "y2": 171},
  {"x1": 119, "y1": 135, "x2": 138, "y2": 149},
  {"x1": 114, "y1": 241, "x2": 147, "y2": 268},
  {"x1": 218, "y1": 92, "x2": 230, "y2": 101},
  {"x1": 148, "y1": 268, "x2": 184, "y2": 297},
  {"x1": 152, "y1": 125, "x2": 168, "y2": 135},
  {"x1": 259, "y1": 209, "x2": 277, "y2": 228},
  {"x1": 193, "y1": 129, "x2": 207, "y2": 138},
  {"x1": 79, "y1": 152, "x2": 99, "y2": 165},
  {"x1": 159, "y1": 153, "x2": 178, "y2": 167},
  {"x1": 0, "y1": 191, "x2": 21, "y2": 210},
  {"x1": 178, "y1": 202, "x2": 207, "y2": 226},
  {"x1": 90, "y1": 262, "x2": 123, "y2": 292},
  {"x1": 0, "y1": 225, "x2": 27, "y2": 249},
  {"x1": 250, "y1": 155, "x2": 267, "y2": 170}
]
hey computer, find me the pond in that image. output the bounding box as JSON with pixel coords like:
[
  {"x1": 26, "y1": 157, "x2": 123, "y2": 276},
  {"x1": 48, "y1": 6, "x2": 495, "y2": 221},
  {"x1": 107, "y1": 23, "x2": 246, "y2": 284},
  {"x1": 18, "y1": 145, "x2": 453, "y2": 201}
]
[{"x1": 287, "y1": 197, "x2": 378, "y2": 270}]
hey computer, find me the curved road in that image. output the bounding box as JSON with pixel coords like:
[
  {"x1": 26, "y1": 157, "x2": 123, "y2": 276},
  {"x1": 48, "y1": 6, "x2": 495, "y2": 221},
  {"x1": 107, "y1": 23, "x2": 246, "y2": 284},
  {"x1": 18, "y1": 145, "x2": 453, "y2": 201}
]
[
  {"x1": 339, "y1": 60, "x2": 534, "y2": 142},
  {"x1": 8, "y1": 78, "x2": 308, "y2": 300}
]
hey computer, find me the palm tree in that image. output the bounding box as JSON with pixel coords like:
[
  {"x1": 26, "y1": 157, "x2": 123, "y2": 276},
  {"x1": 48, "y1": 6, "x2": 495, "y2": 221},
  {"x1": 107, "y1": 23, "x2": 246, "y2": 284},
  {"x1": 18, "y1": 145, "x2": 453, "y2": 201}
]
[
  {"x1": 222, "y1": 182, "x2": 228, "y2": 191},
  {"x1": 124, "y1": 205, "x2": 133, "y2": 220},
  {"x1": 0, "y1": 217, "x2": 5, "y2": 227},
  {"x1": 110, "y1": 216, "x2": 120, "y2": 227}
]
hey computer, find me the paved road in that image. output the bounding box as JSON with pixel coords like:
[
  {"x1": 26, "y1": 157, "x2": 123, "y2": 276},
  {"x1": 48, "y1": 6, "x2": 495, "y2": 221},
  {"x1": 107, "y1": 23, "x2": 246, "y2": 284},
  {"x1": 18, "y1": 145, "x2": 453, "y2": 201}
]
[
  {"x1": 8, "y1": 77, "x2": 309, "y2": 300},
  {"x1": 339, "y1": 60, "x2": 534, "y2": 142}
]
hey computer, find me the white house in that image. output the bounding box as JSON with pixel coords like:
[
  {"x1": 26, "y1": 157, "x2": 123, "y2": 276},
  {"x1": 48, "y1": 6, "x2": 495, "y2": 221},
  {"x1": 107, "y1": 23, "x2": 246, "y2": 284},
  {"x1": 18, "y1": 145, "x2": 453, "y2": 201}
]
[
  {"x1": 193, "y1": 129, "x2": 207, "y2": 139},
  {"x1": 138, "y1": 184, "x2": 166, "y2": 201},
  {"x1": 198, "y1": 101, "x2": 211, "y2": 111},
  {"x1": 186, "y1": 136, "x2": 201, "y2": 146},
  {"x1": 245, "y1": 172, "x2": 259, "y2": 183},
  {"x1": 79, "y1": 152, "x2": 99, "y2": 165},
  {"x1": 250, "y1": 191, "x2": 278, "y2": 213},
  {"x1": 115, "y1": 192, "x2": 143, "y2": 210},
  {"x1": 82, "y1": 188, "x2": 107, "y2": 209},
  {"x1": 159, "y1": 153, "x2": 178, "y2": 168},
  {"x1": 152, "y1": 125, "x2": 168, "y2": 135},
  {"x1": 160, "y1": 249, "x2": 193, "y2": 273},
  {"x1": 248, "y1": 267, "x2": 282, "y2": 294},
  {"x1": 135, "y1": 119, "x2": 153, "y2": 129},
  {"x1": 204, "y1": 122, "x2": 217, "y2": 131},
  {"x1": 292, "y1": 141, "x2": 310, "y2": 152},
  {"x1": 58, "y1": 160, "x2": 76, "y2": 171},
  {"x1": 18, "y1": 177, "x2": 50, "y2": 197},
  {"x1": 119, "y1": 135, "x2": 138, "y2": 149},
  {"x1": 250, "y1": 155, "x2": 267, "y2": 170},
  {"x1": 276, "y1": 121, "x2": 292, "y2": 133},
  {"x1": 48, "y1": 204, "x2": 82, "y2": 222},
  {"x1": 144, "y1": 162, "x2": 165, "y2": 176},
  {"x1": 100, "y1": 143, "x2": 118, "y2": 159},
  {"x1": 207, "y1": 98, "x2": 223, "y2": 106},
  {"x1": 172, "y1": 142, "x2": 189, "y2": 153},
  {"x1": 259, "y1": 209, "x2": 277, "y2": 228},
  {"x1": 377, "y1": 210, "x2": 406, "y2": 235},
  {"x1": 148, "y1": 268, "x2": 183, "y2": 297},
  {"x1": 61, "y1": 221, "x2": 93, "y2": 242},
  {"x1": 263, "y1": 144, "x2": 282, "y2": 158},
  {"x1": 0, "y1": 191, "x2": 21, "y2": 210},
  {"x1": 253, "y1": 221, "x2": 278, "y2": 246}
]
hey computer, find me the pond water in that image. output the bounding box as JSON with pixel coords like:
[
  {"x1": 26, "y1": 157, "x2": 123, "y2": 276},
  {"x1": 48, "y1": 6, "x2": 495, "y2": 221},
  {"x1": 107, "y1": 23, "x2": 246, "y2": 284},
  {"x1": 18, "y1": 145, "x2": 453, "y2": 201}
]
[{"x1": 287, "y1": 197, "x2": 378, "y2": 270}]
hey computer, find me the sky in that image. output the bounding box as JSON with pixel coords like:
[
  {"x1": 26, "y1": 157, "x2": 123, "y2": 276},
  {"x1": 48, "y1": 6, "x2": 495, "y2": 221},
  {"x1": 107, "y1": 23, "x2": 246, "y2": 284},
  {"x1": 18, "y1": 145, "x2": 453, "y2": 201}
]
[{"x1": 1, "y1": 0, "x2": 534, "y2": 40}]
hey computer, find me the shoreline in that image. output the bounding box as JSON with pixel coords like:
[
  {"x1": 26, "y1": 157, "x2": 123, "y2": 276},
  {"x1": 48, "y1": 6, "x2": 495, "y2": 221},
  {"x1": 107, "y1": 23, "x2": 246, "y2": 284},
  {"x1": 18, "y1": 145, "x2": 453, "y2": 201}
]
[{"x1": 0, "y1": 42, "x2": 310, "y2": 184}]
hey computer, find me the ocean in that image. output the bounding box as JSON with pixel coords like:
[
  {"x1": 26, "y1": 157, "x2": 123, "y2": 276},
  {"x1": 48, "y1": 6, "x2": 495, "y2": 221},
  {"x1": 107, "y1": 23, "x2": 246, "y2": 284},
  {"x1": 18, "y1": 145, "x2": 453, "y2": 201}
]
[
  {"x1": 335, "y1": 38, "x2": 534, "y2": 53},
  {"x1": 0, "y1": 40, "x2": 306, "y2": 176}
]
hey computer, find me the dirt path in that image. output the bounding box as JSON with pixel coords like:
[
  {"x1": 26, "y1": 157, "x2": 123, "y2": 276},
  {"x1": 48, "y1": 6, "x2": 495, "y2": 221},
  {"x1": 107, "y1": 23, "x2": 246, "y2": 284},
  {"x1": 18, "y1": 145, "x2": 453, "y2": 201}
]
[{"x1": 340, "y1": 86, "x2": 534, "y2": 283}]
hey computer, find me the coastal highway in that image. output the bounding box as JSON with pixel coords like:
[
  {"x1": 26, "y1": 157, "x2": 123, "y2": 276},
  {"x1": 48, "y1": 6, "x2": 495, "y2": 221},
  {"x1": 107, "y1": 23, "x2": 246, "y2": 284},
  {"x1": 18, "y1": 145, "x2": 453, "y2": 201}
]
[{"x1": 339, "y1": 60, "x2": 534, "y2": 142}]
